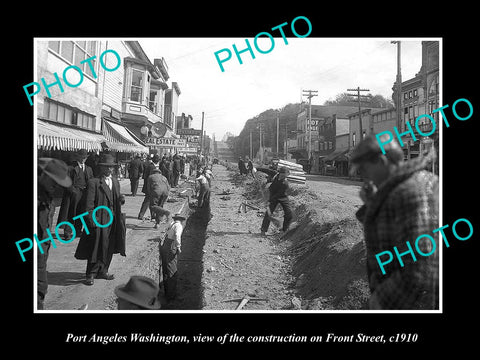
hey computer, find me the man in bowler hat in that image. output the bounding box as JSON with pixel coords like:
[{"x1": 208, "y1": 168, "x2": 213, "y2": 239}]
[
  {"x1": 128, "y1": 153, "x2": 144, "y2": 196},
  {"x1": 74, "y1": 153, "x2": 126, "y2": 286},
  {"x1": 37, "y1": 158, "x2": 72, "y2": 309},
  {"x1": 57, "y1": 149, "x2": 93, "y2": 240}
]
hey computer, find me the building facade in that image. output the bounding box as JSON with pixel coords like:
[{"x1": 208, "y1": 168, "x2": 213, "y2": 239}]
[
  {"x1": 392, "y1": 41, "x2": 440, "y2": 161},
  {"x1": 292, "y1": 104, "x2": 358, "y2": 172},
  {"x1": 36, "y1": 39, "x2": 186, "y2": 166}
]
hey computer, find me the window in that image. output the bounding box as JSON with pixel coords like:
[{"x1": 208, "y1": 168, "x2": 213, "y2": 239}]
[
  {"x1": 131, "y1": 69, "x2": 144, "y2": 102},
  {"x1": 352, "y1": 132, "x2": 356, "y2": 147},
  {"x1": 413, "y1": 89, "x2": 418, "y2": 97},
  {"x1": 328, "y1": 141, "x2": 332, "y2": 149},
  {"x1": 408, "y1": 91, "x2": 412, "y2": 98},
  {"x1": 149, "y1": 90, "x2": 158, "y2": 113},
  {"x1": 43, "y1": 99, "x2": 95, "y2": 131},
  {"x1": 48, "y1": 41, "x2": 97, "y2": 79},
  {"x1": 404, "y1": 92, "x2": 408, "y2": 100}
]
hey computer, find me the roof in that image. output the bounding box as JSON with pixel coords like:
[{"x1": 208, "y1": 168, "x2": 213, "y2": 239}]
[{"x1": 310, "y1": 105, "x2": 360, "y2": 118}]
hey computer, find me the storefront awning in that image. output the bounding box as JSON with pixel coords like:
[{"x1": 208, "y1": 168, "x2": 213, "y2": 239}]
[
  {"x1": 37, "y1": 119, "x2": 105, "y2": 152},
  {"x1": 102, "y1": 119, "x2": 149, "y2": 154},
  {"x1": 323, "y1": 148, "x2": 349, "y2": 161}
]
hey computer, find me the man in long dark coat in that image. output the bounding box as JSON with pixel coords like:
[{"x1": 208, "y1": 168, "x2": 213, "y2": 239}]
[
  {"x1": 57, "y1": 149, "x2": 93, "y2": 239},
  {"x1": 138, "y1": 154, "x2": 159, "y2": 220},
  {"x1": 128, "y1": 153, "x2": 144, "y2": 196},
  {"x1": 172, "y1": 154, "x2": 181, "y2": 187},
  {"x1": 74, "y1": 153, "x2": 126, "y2": 286}
]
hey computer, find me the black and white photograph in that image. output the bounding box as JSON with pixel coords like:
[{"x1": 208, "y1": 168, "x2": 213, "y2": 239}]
[{"x1": 7, "y1": 8, "x2": 479, "y2": 353}]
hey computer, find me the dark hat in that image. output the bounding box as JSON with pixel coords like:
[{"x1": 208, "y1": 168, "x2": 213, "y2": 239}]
[
  {"x1": 350, "y1": 134, "x2": 385, "y2": 164},
  {"x1": 278, "y1": 166, "x2": 290, "y2": 174},
  {"x1": 172, "y1": 213, "x2": 186, "y2": 221},
  {"x1": 38, "y1": 158, "x2": 72, "y2": 188},
  {"x1": 75, "y1": 149, "x2": 88, "y2": 160},
  {"x1": 114, "y1": 276, "x2": 161, "y2": 310},
  {"x1": 98, "y1": 153, "x2": 118, "y2": 166}
]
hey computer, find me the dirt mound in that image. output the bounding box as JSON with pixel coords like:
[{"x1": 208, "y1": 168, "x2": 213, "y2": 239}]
[
  {"x1": 247, "y1": 175, "x2": 370, "y2": 310},
  {"x1": 222, "y1": 168, "x2": 370, "y2": 310},
  {"x1": 285, "y1": 212, "x2": 369, "y2": 310}
]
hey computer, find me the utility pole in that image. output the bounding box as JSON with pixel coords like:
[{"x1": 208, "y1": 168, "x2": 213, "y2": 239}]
[
  {"x1": 249, "y1": 129, "x2": 253, "y2": 160},
  {"x1": 391, "y1": 41, "x2": 402, "y2": 130},
  {"x1": 200, "y1": 111, "x2": 205, "y2": 155},
  {"x1": 256, "y1": 122, "x2": 264, "y2": 163},
  {"x1": 276, "y1": 115, "x2": 279, "y2": 158},
  {"x1": 302, "y1": 89, "x2": 318, "y2": 160},
  {"x1": 347, "y1": 87, "x2": 370, "y2": 140}
]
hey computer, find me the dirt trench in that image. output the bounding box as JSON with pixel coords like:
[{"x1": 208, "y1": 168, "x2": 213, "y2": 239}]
[{"x1": 167, "y1": 163, "x2": 369, "y2": 311}]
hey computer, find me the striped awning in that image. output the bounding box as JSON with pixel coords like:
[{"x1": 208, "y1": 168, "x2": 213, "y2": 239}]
[
  {"x1": 102, "y1": 119, "x2": 149, "y2": 154},
  {"x1": 37, "y1": 119, "x2": 105, "y2": 152}
]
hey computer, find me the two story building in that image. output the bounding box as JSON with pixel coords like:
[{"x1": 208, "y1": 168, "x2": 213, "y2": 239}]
[
  {"x1": 36, "y1": 39, "x2": 184, "y2": 164},
  {"x1": 392, "y1": 41, "x2": 439, "y2": 163}
]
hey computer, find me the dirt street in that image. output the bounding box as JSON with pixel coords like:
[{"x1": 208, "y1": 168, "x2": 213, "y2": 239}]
[
  {"x1": 44, "y1": 178, "x2": 190, "y2": 311},
  {"x1": 171, "y1": 164, "x2": 369, "y2": 311},
  {"x1": 43, "y1": 163, "x2": 369, "y2": 311}
]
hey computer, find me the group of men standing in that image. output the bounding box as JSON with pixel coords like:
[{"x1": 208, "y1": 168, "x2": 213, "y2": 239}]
[
  {"x1": 128, "y1": 153, "x2": 186, "y2": 197},
  {"x1": 38, "y1": 150, "x2": 126, "y2": 309},
  {"x1": 37, "y1": 149, "x2": 190, "y2": 310}
]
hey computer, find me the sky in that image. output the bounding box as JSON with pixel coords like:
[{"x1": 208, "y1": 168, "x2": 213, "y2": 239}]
[{"x1": 141, "y1": 38, "x2": 428, "y2": 141}]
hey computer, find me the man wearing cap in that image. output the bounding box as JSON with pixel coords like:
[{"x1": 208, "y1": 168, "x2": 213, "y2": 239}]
[
  {"x1": 115, "y1": 276, "x2": 161, "y2": 310},
  {"x1": 74, "y1": 153, "x2": 126, "y2": 286},
  {"x1": 260, "y1": 166, "x2": 293, "y2": 236},
  {"x1": 350, "y1": 134, "x2": 439, "y2": 310},
  {"x1": 37, "y1": 158, "x2": 72, "y2": 309},
  {"x1": 160, "y1": 213, "x2": 185, "y2": 301},
  {"x1": 57, "y1": 149, "x2": 93, "y2": 240}
]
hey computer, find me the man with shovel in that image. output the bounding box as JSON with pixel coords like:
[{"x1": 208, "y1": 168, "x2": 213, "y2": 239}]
[{"x1": 260, "y1": 166, "x2": 293, "y2": 236}]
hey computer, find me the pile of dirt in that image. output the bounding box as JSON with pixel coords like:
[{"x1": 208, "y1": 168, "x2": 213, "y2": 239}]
[{"x1": 248, "y1": 175, "x2": 370, "y2": 310}]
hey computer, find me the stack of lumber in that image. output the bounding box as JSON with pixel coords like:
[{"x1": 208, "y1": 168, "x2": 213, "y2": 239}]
[{"x1": 277, "y1": 159, "x2": 307, "y2": 184}]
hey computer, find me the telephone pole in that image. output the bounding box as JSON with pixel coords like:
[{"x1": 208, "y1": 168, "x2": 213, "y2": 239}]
[
  {"x1": 200, "y1": 111, "x2": 205, "y2": 155},
  {"x1": 256, "y1": 122, "x2": 264, "y2": 163},
  {"x1": 391, "y1": 41, "x2": 402, "y2": 130},
  {"x1": 302, "y1": 89, "x2": 318, "y2": 159},
  {"x1": 347, "y1": 87, "x2": 370, "y2": 140},
  {"x1": 249, "y1": 129, "x2": 253, "y2": 159},
  {"x1": 276, "y1": 115, "x2": 279, "y2": 158}
]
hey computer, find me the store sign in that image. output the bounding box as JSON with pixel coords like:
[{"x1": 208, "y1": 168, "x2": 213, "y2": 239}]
[
  {"x1": 177, "y1": 128, "x2": 202, "y2": 136},
  {"x1": 145, "y1": 137, "x2": 186, "y2": 147}
]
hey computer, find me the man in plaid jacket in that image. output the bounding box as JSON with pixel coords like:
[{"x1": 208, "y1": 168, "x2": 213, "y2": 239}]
[{"x1": 351, "y1": 135, "x2": 439, "y2": 310}]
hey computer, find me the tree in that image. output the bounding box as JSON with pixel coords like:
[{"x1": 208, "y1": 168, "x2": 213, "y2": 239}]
[
  {"x1": 232, "y1": 103, "x2": 301, "y2": 160},
  {"x1": 324, "y1": 92, "x2": 394, "y2": 108}
]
